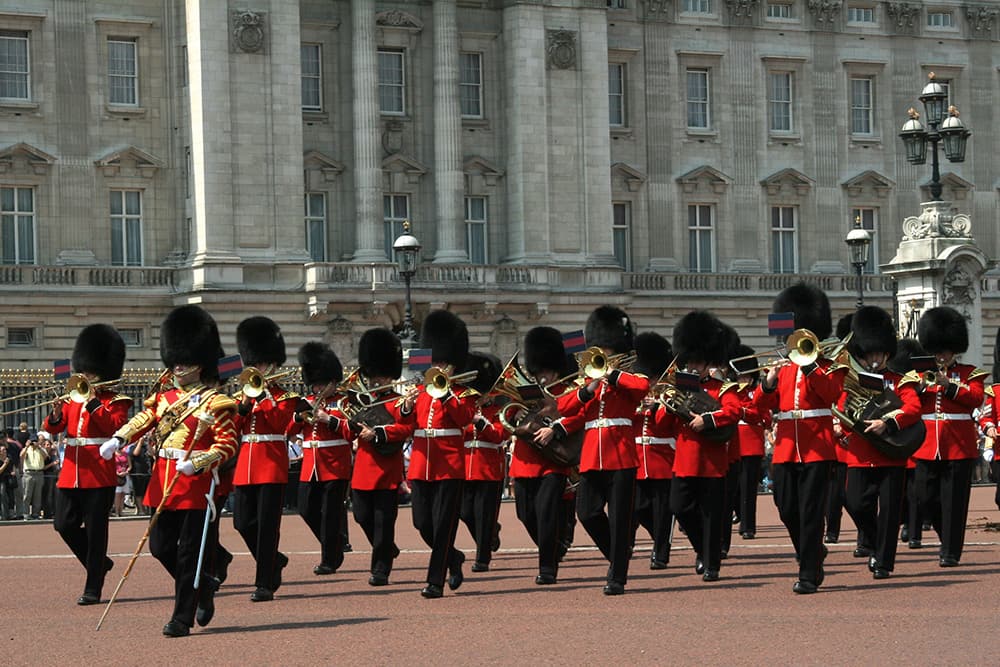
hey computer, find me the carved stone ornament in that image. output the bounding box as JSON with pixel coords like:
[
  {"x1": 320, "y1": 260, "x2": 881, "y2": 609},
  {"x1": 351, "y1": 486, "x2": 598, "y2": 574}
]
[
  {"x1": 886, "y1": 3, "x2": 919, "y2": 29},
  {"x1": 966, "y1": 6, "x2": 1000, "y2": 33},
  {"x1": 806, "y1": 0, "x2": 842, "y2": 23},
  {"x1": 232, "y1": 11, "x2": 265, "y2": 53},
  {"x1": 725, "y1": 0, "x2": 759, "y2": 19},
  {"x1": 942, "y1": 265, "x2": 976, "y2": 307},
  {"x1": 546, "y1": 30, "x2": 576, "y2": 70},
  {"x1": 645, "y1": 0, "x2": 672, "y2": 16},
  {"x1": 901, "y1": 200, "x2": 973, "y2": 241},
  {"x1": 375, "y1": 10, "x2": 423, "y2": 30}
]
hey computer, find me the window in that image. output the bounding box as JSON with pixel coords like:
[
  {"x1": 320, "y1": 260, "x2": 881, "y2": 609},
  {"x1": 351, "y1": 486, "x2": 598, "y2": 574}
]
[
  {"x1": 607, "y1": 0, "x2": 626, "y2": 7},
  {"x1": 110, "y1": 190, "x2": 142, "y2": 266},
  {"x1": 107, "y1": 38, "x2": 138, "y2": 106},
  {"x1": 927, "y1": 11, "x2": 953, "y2": 28},
  {"x1": 459, "y1": 52, "x2": 482, "y2": 118},
  {"x1": 301, "y1": 43, "x2": 322, "y2": 111},
  {"x1": 609, "y1": 63, "x2": 625, "y2": 127},
  {"x1": 1, "y1": 186, "x2": 34, "y2": 265},
  {"x1": 184, "y1": 146, "x2": 192, "y2": 199},
  {"x1": 612, "y1": 203, "x2": 631, "y2": 270},
  {"x1": 687, "y1": 204, "x2": 714, "y2": 273},
  {"x1": 686, "y1": 68, "x2": 710, "y2": 129},
  {"x1": 119, "y1": 328, "x2": 142, "y2": 347},
  {"x1": 465, "y1": 197, "x2": 487, "y2": 265},
  {"x1": 766, "y1": 2, "x2": 793, "y2": 18},
  {"x1": 383, "y1": 194, "x2": 409, "y2": 260},
  {"x1": 769, "y1": 72, "x2": 793, "y2": 132},
  {"x1": 850, "y1": 76, "x2": 874, "y2": 135},
  {"x1": 847, "y1": 5, "x2": 875, "y2": 23},
  {"x1": 851, "y1": 208, "x2": 878, "y2": 274},
  {"x1": 378, "y1": 50, "x2": 404, "y2": 115},
  {"x1": 683, "y1": 0, "x2": 712, "y2": 13},
  {"x1": 0, "y1": 31, "x2": 29, "y2": 101},
  {"x1": 305, "y1": 192, "x2": 327, "y2": 262},
  {"x1": 770, "y1": 206, "x2": 797, "y2": 273},
  {"x1": 6, "y1": 327, "x2": 33, "y2": 347}
]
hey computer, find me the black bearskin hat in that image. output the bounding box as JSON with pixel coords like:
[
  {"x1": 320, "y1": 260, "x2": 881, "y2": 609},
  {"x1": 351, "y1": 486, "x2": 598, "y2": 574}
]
[
  {"x1": 847, "y1": 306, "x2": 897, "y2": 361},
  {"x1": 585, "y1": 305, "x2": 635, "y2": 354},
  {"x1": 72, "y1": 324, "x2": 125, "y2": 382},
  {"x1": 298, "y1": 342, "x2": 343, "y2": 387},
  {"x1": 773, "y1": 282, "x2": 832, "y2": 340},
  {"x1": 160, "y1": 305, "x2": 224, "y2": 383},
  {"x1": 420, "y1": 310, "x2": 469, "y2": 369},
  {"x1": 634, "y1": 332, "x2": 673, "y2": 379},
  {"x1": 358, "y1": 328, "x2": 403, "y2": 380},
  {"x1": 464, "y1": 352, "x2": 502, "y2": 396},
  {"x1": 524, "y1": 326, "x2": 569, "y2": 378},
  {"x1": 237, "y1": 316, "x2": 286, "y2": 367},
  {"x1": 673, "y1": 310, "x2": 733, "y2": 367},
  {"x1": 918, "y1": 306, "x2": 968, "y2": 355},
  {"x1": 888, "y1": 338, "x2": 926, "y2": 376},
  {"x1": 835, "y1": 313, "x2": 853, "y2": 341}
]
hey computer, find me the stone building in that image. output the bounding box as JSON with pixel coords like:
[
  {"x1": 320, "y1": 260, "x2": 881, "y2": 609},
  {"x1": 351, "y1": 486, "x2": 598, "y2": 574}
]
[{"x1": 0, "y1": 0, "x2": 997, "y2": 388}]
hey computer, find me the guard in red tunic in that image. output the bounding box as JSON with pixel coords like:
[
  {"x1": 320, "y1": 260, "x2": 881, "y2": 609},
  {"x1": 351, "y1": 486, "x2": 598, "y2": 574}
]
[
  {"x1": 286, "y1": 342, "x2": 352, "y2": 576},
  {"x1": 888, "y1": 338, "x2": 928, "y2": 549},
  {"x1": 558, "y1": 306, "x2": 648, "y2": 595},
  {"x1": 44, "y1": 324, "x2": 131, "y2": 605},
  {"x1": 826, "y1": 314, "x2": 854, "y2": 547},
  {"x1": 978, "y1": 328, "x2": 1000, "y2": 512},
  {"x1": 669, "y1": 311, "x2": 741, "y2": 582},
  {"x1": 107, "y1": 305, "x2": 238, "y2": 637},
  {"x1": 406, "y1": 310, "x2": 478, "y2": 599},
  {"x1": 755, "y1": 283, "x2": 846, "y2": 594},
  {"x1": 729, "y1": 344, "x2": 770, "y2": 541},
  {"x1": 840, "y1": 306, "x2": 922, "y2": 580},
  {"x1": 459, "y1": 353, "x2": 506, "y2": 572},
  {"x1": 233, "y1": 317, "x2": 305, "y2": 601},
  {"x1": 631, "y1": 331, "x2": 679, "y2": 570},
  {"x1": 351, "y1": 328, "x2": 414, "y2": 586},
  {"x1": 914, "y1": 306, "x2": 987, "y2": 567}
]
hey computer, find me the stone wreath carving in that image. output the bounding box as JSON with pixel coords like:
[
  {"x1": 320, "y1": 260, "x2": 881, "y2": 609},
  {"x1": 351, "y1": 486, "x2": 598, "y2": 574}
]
[
  {"x1": 966, "y1": 6, "x2": 999, "y2": 33},
  {"x1": 901, "y1": 203, "x2": 972, "y2": 240},
  {"x1": 232, "y1": 10, "x2": 265, "y2": 53},
  {"x1": 725, "y1": 0, "x2": 759, "y2": 19},
  {"x1": 546, "y1": 30, "x2": 576, "y2": 70},
  {"x1": 806, "y1": 0, "x2": 842, "y2": 23},
  {"x1": 886, "y1": 3, "x2": 919, "y2": 29}
]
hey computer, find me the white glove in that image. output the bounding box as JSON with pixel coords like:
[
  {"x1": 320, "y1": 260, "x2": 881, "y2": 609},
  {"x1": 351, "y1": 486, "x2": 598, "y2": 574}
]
[
  {"x1": 100, "y1": 437, "x2": 122, "y2": 460},
  {"x1": 176, "y1": 459, "x2": 196, "y2": 476},
  {"x1": 984, "y1": 448, "x2": 994, "y2": 463}
]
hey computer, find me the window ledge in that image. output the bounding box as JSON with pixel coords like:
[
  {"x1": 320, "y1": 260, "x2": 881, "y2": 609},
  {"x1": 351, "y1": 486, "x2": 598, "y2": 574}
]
[
  {"x1": 106, "y1": 105, "x2": 147, "y2": 118},
  {"x1": 461, "y1": 117, "x2": 490, "y2": 130},
  {"x1": 849, "y1": 135, "x2": 882, "y2": 147},
  {"x1": 768, "y1": 133, "x2": 802, "y2": 145},
  {"x1": 685, "y1": 129, "x2": 719, "y2": 144},
  {"x1": 303, "y1": 111, "x2": 329, "y2": 124},
  {"x1": 0, "y1": 100, "x2": 39, "y2": 114},
  {"x1": 610, "y1": 127, "x2": 633, "y2": 140}
]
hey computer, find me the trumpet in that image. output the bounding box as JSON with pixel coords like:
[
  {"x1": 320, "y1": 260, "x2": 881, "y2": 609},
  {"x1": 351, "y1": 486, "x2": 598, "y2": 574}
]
[
  {"x1": 577, "y1": 347, "x2": 637, "y2": 380},
  {"x1": 921, "y1": 365, "x2": 947, "y2": 384},
  {"x1": 0, "y1": 374, "x2": 120, "y2": 417},
  {"x1": 235, "y1": 366, "x2": 299, "y2": 399},
  {"x1": 424, "y1": 366, "x2": 479, "y2": 399}
]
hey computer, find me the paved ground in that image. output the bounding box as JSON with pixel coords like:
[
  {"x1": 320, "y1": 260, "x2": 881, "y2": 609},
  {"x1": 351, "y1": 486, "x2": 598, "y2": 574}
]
[{"x1": 3, "y1": 487, "x2": 999, "y2": 665}]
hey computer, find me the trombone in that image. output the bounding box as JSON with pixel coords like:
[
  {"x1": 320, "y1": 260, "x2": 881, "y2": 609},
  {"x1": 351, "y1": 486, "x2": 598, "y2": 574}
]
[
  {"x1": 235, "y1": 366, "x2": 299, "y2": 399},
  {"x1": 727, "y1": 329, "x2": 849, "y2": 376},
  {"x1": 424, "y1": 366, "x2": 479, "y2": 399},
  {"x1": 0, "y1": 374, "x2": 119, "y2": 417},
  {"x1": 577, "y1": 347, "x2": 637, "y2": 380}
]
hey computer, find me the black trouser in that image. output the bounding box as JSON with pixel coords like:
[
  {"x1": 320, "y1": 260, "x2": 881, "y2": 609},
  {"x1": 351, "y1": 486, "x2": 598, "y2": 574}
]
[
  {"x1": 915, "y1": 458, "x2": 975, "y2": 561},
  {"x1": 845, "y1": 466, "x2": 905, "y2": 571},
  {"x1": 514, "y1": 474, "x2": 566, "y2": 577},
  {"x1": 671, "y1": 476, "x2": 724, "y2": 572},
  {"x1": 233, "y1": 483, "x2": 286, "y2": 590},
  {"x1": 130, "y1": 474, "x2": 150, "y2": 514},
  {"x1": 410, "y1": 479, "x2": 464, "y2": 587},
  {"x1": 903, "y1": 467, "x2": 923, "y2": 542},
  {"x1": 53, "y1": 486, "x2": 115, "y2": 597},
  {"x1": 460, "y1": 479, "x2": 503, "y2": 566},
  {"x1": 149, "y1": 508, "x2": 215, "y2": 628},
  {"x1": 42, "y1": 472, "x2": 57, "y2": 518},
  {"x1": 577, "y1": 468, "x2": 636, "y2": 585},
  {"x1": 298, "y1": 478, "x2": 348, "y2": 571},
  {"x1": 825, "y1": 461, "x2": 847, "y2": 540},
  {"x1": 352, "y1": 488, "x2": 400, "y2": 577},
  {"x1": 720, "y1": 463, "x2": 739, "y2": 555},
  {"x1": 772, "y1": 461, "x2": 831, "y2": 585},
  {"x1": 991, "y1": 461, "x2": 1000, "y2": 511},
  {"x1": 739, "y1": 455, "x2": 763, "y2": 536},
  {"x1": 632, "y1": 477, "x2": 673, "y2": 564},
  {"x1": 0, "y1": 475, "x2": 16, "y2": 518}
]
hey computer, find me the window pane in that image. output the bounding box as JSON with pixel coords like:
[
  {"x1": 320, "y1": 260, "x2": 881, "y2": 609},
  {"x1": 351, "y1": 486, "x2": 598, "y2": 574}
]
[
  {"x1": 17, "y1": 187, "x2": 32, "y2": 212},
  {"x1": 126, "y1": 218, "x2": 141, "y2": 265},
  {"x1": 468, "y1": 222, "x2": 486, "y2": 264},
  {"x1": 125, "y1": 190, "x2": 141, "y2": 215},
  {"x1": 308, "y1": 220, "x2": 325, "y2": 262},
  {"x1": 110, "y1": 191, "x2": 122, "y2": 215},
  {"x1": 1, "y1": 215, "x2": 12, "y2": 263},
  {"x1": 698, "y1": 230, "x2": 712, "y2": 272},
  {"x1": 111, "y1": 218, "x2": 123, "y2": 265},
  {"x1": 1, "y1": 187, "x2": 12, "y2": 211}
]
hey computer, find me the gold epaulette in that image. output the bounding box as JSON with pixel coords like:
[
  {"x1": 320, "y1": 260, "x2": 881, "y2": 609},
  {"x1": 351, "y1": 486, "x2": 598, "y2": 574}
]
[
  {"x1": 719, "y1": 381, "x2": 739, "y2": 395},
  {"x1": 825, "y1": 361, "x2": 849, "y2": 374},
  {"x1": 457, "y1": 387, "x2": 481, "y2": 399},
  {"x1": 209, "y1": 393, "x2": 239, "y2": 413},
  {"x1": 986, "y1": 385, "x2": 996, "y2": 398},
  {"x1": 898, "y1": 371, "x2": 922, "y2": 387},
  {"x1": 109, "y1": 393, "x2": 134, "y2": 404},
  {"x1": 969, "y1": 367, "x2": 990, "y2": 381}
]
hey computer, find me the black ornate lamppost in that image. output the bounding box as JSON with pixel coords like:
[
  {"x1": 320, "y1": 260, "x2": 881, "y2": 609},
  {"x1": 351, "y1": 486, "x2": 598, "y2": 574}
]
[
  {"x1": 392, "y1": 220, "x2": 421, "y2": 348},
  {"x1": 845, "y1": 216, "x2": 872, "y2": 310}
]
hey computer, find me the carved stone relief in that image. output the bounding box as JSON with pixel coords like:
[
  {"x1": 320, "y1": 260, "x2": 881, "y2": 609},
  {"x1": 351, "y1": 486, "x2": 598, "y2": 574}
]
[
  {"x1": 232, "y1": 10, "x2": 266, "y2": 54},
  {"x1": 546, "y1": 30, "x2": 576, "y2": 70}
]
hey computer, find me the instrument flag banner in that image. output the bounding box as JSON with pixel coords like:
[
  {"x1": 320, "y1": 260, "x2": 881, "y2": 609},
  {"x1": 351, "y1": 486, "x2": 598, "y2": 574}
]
[
  {"x1": 53, "y1": 359, "x2": 72, "y2": 381},
  {"x1": 675, "y1": 371, "x2": 701, "y2": 392},
  {"x1": 858, "y1": 371, "x2": 885, "y2": 391},
  {"x1": 516, "y1": 384, "x2": 545, "y2": 402},
  {"x1": 562, "y1": 330, "x2": 587, "y2": 355},
  {"x1": 408, "y1": 348, "x2": 433, "y2": 371},
  {"x1": 910, "y1": 356, "x2": 937, "y2": 373},
  {"x1": 768, "y1": 312, "x2": 796, "y2": 337},
  {"x1": 217, "y1": 354, "x2": 244, "y2": 380}
]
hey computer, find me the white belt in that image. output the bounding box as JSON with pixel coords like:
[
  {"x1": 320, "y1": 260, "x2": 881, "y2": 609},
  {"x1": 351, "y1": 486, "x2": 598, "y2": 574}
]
[
  {"x1": 414, "y1": 428, "x2": 462, "y2": 438},
  {"x1": 302, "y1": 439, "x2": 349, "y2": 449},
  {"x1": 464, "y1": 440, "x2": 503, "y2": 450},
  {"x1": 775, "y1": 409, "x2": 832, "y2": 421},
  {"x1": 635, "y1": 436, "x2": 676, "y2": 447},
  {"x1": 922, "y1": 413, "x2": 973, "y2": 421},
  {"x1": 241, "y1": 434, "x2": 286, "y2": 443},
  {"x1": 65, "y1": 438, "x2": 104, "y2": 447},
  {"x1": 585, "y1": 418, "x2": 633, "y2": 430},
  {"x1": 158, "y1": 447, "x2": 187, "y2": 460}
]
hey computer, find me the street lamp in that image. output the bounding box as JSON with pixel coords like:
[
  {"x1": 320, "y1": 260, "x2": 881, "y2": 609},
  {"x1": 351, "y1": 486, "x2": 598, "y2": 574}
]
[
  {"x1": 898, "y1": 72, "x2": 971, "y2": 201},
  {"x1": 392, "y1": 220, "x2": 421, "y2": 348},
  {"x1": 845, "y1": 216, "x2": 872, "y2": 310}
]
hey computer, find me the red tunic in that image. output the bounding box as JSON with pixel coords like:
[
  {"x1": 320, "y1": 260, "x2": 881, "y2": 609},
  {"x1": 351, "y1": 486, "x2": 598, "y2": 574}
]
[
  {"x1": 913, "y1": 363, "x2": 987, "y2": 461},
  {"x1": 351, "y1": 396, "x2": 414, "y2": 491},
  {"x1": 44, "y1": 390, "x2": 132, "y2": 489},
  {"x1": 735, "y1": 384, "x2": 768, "y2": 458},
  {"x1": 754, "y1": 359, "x2": 847, "y2": 464},
  {"x1": 114, "y1": 385, "x2": 238, "y2": 510},
  {"x1": 464, "y1": 406, "x2": 506, "y2": 482},
  {"x1": 508, "y1": 384, "x2": 585, "y2": 478},
  {"x1": 634, "y1": 403, "x2": 677, "y2": 481},
  {"x1": 979, "y1": 384, "x2": 999, "y2": 437},
  {"x1": 234, "y1": 386, "x2": 301, "y2": 485},
  {"x1": 286, "y1": 395, "x2": 354, "y2": 482},
  {"x1": 557, "y1": 370, "x2": 649, "y2": 473},
  {"x1": 842, "y1": 370, "x2": 922, "y2": 468},
  {"x1": 407, "y1": 386, "x2": 477, "y2": 481},
  {"x1": 671, "y1": 379, "x2": 741, "y2": 478}
]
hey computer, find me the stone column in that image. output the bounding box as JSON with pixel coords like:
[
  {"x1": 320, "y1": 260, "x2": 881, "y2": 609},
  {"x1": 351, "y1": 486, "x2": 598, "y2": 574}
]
[
  {"x1": 351, "y1": 0, "x2": 387, "y2": 262},
  {"x1": 431, "y1": 0, "x2": 467, "y2": 263}
]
